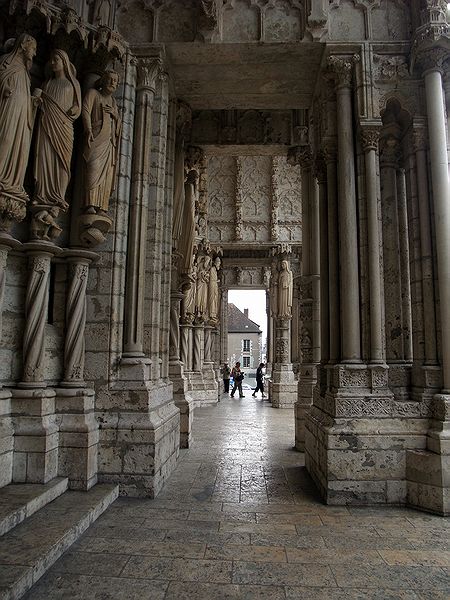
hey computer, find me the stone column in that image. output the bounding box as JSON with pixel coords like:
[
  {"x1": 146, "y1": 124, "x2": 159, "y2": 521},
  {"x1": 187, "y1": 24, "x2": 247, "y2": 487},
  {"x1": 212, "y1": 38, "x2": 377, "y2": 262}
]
[
  {"x1": 413, "y1": 126, "x2": 438, "y2": 368},
  {"x1": 328, "y1": 56, "x2": 361, "y2": 362},
  {"x1": 360, "y1": 127, "x2": 384, "y2": 364},
  {"x1": 169, "y1": 260, "x2": 194, "y2": 448},
  {"x1": 406, "y1": 47, "x2": 450, "y2": 516},
  {"x1": 0, "y1": 234, "x2": 20, "y2": 487},
  {"x1": 396, "y1": 167, "x2": 413, "y2": 363},
  {"x1": 55, "y1": 250, "x2": 99, "y2": 490},
  {"x1": 220, "y1": 288, "x2": 228, "y2": 364},
  {"x1": 324, "y1": 142, "x2": 340, "y2": 363},
  {"x1": 123, "y1": 57, "x2": 161, "y2": 360},
  {"x1": 12, "y1": 243, "x2": 60, "y2": 483},
  {"x1": 423, "y1": 56, "x2": 450, "y2": 392},
  {"x1": 192, "y1": 323, "x2": 203, "y2": 373}
]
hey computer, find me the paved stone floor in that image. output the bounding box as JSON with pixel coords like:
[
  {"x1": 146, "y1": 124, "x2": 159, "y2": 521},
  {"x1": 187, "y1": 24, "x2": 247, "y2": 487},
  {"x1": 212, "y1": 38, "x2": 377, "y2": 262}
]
[{"x1": 26, "y1": 394, "x2": 450, "y2": 599}]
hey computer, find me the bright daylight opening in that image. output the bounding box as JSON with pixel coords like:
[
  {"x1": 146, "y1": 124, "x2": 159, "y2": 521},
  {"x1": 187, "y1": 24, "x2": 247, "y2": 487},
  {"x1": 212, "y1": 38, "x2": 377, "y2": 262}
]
[{"x1": 227, "y1": 289, "x2": 267, "y2": 393}]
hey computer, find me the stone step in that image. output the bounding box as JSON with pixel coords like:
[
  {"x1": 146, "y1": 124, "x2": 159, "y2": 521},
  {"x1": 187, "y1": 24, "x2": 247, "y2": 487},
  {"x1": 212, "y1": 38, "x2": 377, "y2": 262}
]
[
  {"x1": 0, "y1": 484, "x2": 119, "y2": 600},
  {"x1": 0, "y1": 478, "x2": 68, "y2": 537}
]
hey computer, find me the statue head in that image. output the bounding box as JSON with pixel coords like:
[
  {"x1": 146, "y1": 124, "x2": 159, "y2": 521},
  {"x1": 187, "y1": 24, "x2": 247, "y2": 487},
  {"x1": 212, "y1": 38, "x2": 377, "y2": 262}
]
[
  {"x1": 97, "y1": 70, "x2": 119, "y2": 95},
  {"x1": 1, "y1": 34, "x2": 37, "y2": 70},
  {"x1": 214, "y1": 256, "x2": 221, "y2": 269}
]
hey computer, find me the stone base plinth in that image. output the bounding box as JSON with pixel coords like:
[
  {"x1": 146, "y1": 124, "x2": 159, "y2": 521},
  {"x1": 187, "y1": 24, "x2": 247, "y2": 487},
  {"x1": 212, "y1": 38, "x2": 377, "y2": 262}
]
[
  {"x1": 0, "y1": 389, "x2": 13, "y2": 487},
  {"x1": 169, "y1": 360, "x2": 194, "y2": 448},
  {"x1": 55, "y1": 387, "x2": 99, "y2": 491},
  {"x1": 295, "y1": 363, "x2": 317, "y2": 450},
  {"x1": 269, "y1": 365, "x2": 297, "y2": 408},
  {"x1": 305, "y1": 363, "x2": 431, "y2": 507},
  {"x1": 11, "y1": 388, "x2": 58, "y2": 484},
  {"x1": 186, "y1": 370, "x2": 218, "y2": 405},
  {"x1": 97, "y1": 379, "x2": 180, "y2": 497}
]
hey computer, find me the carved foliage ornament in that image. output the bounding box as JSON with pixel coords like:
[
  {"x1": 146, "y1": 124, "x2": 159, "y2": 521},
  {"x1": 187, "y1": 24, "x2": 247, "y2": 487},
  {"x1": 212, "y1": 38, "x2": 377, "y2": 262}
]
[
  {"x1": 360, "y1": 127, "x2": 380, "y2": 152},
  {"x1": 327, "y1": 55, "x2": 359, "y2": 88},
  {"x1": 137, "y1": 57, "x2": 162, "y2": 91}
]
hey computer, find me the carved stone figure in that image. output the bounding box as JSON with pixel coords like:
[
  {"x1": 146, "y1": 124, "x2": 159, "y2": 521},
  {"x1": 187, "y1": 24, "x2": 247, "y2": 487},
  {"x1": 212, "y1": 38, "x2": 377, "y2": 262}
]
[
  {"x1": 93, "y1": 0, "x2": 111, "y2": 26},
  {"x1": 179, "y1": 167, "x2": 198, "y2": 273},
  {"x1": 33, "y1": 49, "x2": 81, "y2": 215},
  {"x1": 30, "y1": 207, "x2": 62, "y2": 241},
  {"x1": 181, "y1": 264, "x2": 197, "y2": 322},
  {"x1": 0, "y1": 34, "x2": 37, "y2": 230},
  {"x1": 82, "y1": 70, "x2": 121, "y2": 215},
  {"x1": 277, "y1": 259, "x2": 293, "y2": 319},
  {"x1": 196, "y1": 255, "x2": 211, "y2": 320},
  {"x1": 208, "y1": 256, "x2": 221, "y2": 323}
]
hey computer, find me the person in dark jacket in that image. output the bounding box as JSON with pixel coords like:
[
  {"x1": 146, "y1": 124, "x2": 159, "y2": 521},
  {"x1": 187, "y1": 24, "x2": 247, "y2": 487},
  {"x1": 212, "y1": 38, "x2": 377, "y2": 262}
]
[
  {"x1": 221, "y1": 363, "x2": 231, "y2": 393},
  {"x1": 230, "y1": 362, "x2": 245, "y2": 398},
  {"x1": 252, "y1": 363, "x2": 266, "y2": 397}
]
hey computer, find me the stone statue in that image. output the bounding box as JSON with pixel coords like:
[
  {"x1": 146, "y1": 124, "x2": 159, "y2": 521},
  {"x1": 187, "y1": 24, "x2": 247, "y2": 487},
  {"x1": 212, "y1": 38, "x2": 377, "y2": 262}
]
[
  {"x1": 30, "y1": 206, "x2": 62, "y2": 241},
  {"x1": 33, "y1": 49, "x2": 81, "y2": 214},
  {"x1": 93, "y1": 0, "x2": 111, "y2": 26},
  {"x1": 179, "y1": 167, "x2": 198, "y2": 274},
  {"x1": 82, "y1": 70, "x2": 121, "y2": 215},
  {"x1": 0, "y1": 34, "x2": 37, "y2": 229},
  {"x1": 181, "y1": 263, "x2": 197, "y2": 321},
  {"x1": 208, "y1": 256, "x2": 221, "y2": 323},
  {"x1": 196, "y1": 255, "x2": 211, "y2": 320},
  {"x1": 277, "y1": 259, "x2": 293, "y2": 319}
]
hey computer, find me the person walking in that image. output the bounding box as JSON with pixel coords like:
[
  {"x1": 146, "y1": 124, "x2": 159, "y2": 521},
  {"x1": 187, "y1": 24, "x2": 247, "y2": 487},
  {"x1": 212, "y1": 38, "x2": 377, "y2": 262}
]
[
  {"x1": 221, "y1": 363, "x2": 231, "y2": 394},
  {"x1": 230, "y1": 362, "x2": 245, "y2": 398},
  {"x1": 252, "y1": 363, "x2": 266, "y2": 397}
]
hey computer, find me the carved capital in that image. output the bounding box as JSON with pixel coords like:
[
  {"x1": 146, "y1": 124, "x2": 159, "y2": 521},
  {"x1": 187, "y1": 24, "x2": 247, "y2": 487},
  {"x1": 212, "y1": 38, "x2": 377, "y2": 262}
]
[
  {"x1": 360, "y1": 127, "x2": 381, "y2": 152},
  {"x1": 137, "y1": 57, "x2": 162, "y2": 92},
  {"x1": 417, "y1": 45, "x2": 450, "y2": 75},
  {"x1": 287, "y1": 145, "x2": 312, "y2": 169},
  {"x1": 185, "y1": 145, "x2": 205, "y2": 170},
  {"x1": 322, "y1": 140, "x2": 337, "y2": 164},
  {"x1": 412, "y1": 127, "x2": 428, "y2": 153},
  {"x1": 380, "y1": 135, "x2": 402, "y2": 167},
  {"x1": 327, "y1": 55, "x2": 359, "y2": 88},
  {"x1": 313, "y1": 153, "x2": 327, "y2": 183}
]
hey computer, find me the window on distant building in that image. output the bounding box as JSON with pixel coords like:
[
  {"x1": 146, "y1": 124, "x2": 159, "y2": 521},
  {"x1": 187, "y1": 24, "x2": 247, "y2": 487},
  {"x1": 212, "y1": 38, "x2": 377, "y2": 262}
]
[
  {"x1": 243, "y1": 356, "x2": 250, "y2": 368},
  {"x1": 243, "y1": 339, "x2": 250, "y2": 352}
]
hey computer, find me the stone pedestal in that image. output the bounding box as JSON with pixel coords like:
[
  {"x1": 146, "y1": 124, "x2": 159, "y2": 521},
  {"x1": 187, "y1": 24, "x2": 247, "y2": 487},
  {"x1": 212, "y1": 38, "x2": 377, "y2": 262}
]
[
  {"x1": 0, "y1": 390, "x2": 13, "y2": 487},
  {"x1": 304, "y1": 364, "x2": 431, "y2": 505},
  {"x1": 11, "y1": 388, "x2": 59, "y2": 484},
  {"x1": 98, "y1": 357, "x2": 180, "y2": 497},
  {"x1": 270, "y1": 319, "x2": 297, "y2": 408},
  {"x1": 54, "y1": 387, "x2": 99, "y2": 491}
]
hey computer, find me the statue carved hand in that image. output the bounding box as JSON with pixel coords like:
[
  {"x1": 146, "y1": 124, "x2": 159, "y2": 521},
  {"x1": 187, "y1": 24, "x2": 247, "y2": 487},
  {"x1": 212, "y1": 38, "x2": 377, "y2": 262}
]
[{"x1": 85, "y1": 130, "x2": 94, "y2": 148}]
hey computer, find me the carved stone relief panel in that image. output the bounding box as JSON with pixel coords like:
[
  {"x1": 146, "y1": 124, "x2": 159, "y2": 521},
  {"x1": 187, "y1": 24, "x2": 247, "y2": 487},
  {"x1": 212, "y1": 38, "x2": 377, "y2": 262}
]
[
  {"x1": 117, "y1": 1, "x2": 154, "y2": 43},
  {"x1": 222, "y1": 266, "x2": 266, "y2": 288},
  {"x1": 157, "y1": 0, "x2": 196, "y2": 41},
  {"x1": 371, "y1": 0, "x2": 411, "y2": 41},
  {"x1": 207, "y1": 155, "x2": 236, "y2": 243},
  {"x1": 240, "y1": 155, "x2": 271, "y2": 223},
  {"x1": 273, "y1": 156, "x2": 302, "y2": 243},
  {"x1": 264, "y1": 0, "x2": 304, "y2": 42},
  {"x1": 329, "y1": 0, "x2": 365, "y2": 40},
  {"x1": 222, "y1": 0, "x2": 260, "y2": 42}
]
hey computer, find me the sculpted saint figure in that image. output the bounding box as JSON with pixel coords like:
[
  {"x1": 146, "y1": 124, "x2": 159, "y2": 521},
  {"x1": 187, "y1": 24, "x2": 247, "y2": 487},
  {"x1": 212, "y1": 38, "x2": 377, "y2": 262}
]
[
  {"x1": 196, "y1": 255, "x2": 211, "y2": 320},
  {"x1": 179, "y1": 167, "x2": 198, "y2": 273},
  {"x1": 208, "y1": 256, "x2": 221, "y2": 323},
  {"x1": 33, "y1": 49, "x2": 81, "y2": 211},
  {"x1": 277, "y1": 259, "x2": 293, "y2": 319},
  {"x1": 0, "y1": 34, "x2": 37, "y2": 211},
  {"x1": 82, "y1": 70, "x2": 121, "y2": 215},
  {"x1": 181, "y1": 263, "x2": 197, "y2": 321}
]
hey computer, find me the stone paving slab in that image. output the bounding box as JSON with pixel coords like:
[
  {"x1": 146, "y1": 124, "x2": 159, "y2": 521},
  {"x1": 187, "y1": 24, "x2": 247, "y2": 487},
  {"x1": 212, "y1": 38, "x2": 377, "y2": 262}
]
[
  {"x1": 20, "y1": 396, "x2": 450, "y2": 599},
  {"x1": 0, "y1": 484, "x2": 118, "y2": 600},
  {"x1": 0, "y1": 478, "x2": 68, "y2": 536}
]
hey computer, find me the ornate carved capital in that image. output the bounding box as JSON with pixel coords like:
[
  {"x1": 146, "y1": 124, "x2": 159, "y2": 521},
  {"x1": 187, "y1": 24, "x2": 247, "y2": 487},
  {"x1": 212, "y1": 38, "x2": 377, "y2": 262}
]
[
  {"x1": 185, "y1": 145, "x2": 205, "y2": 171},
  {"x1": 137, "y1": 57, "x2": 162, "y2": 92},
  {"x1": 412, "y1": 127, "x2": 428, "y2": 153},
  {"x1": 380, "y1": 135, "x2": 402, "y2": 167},
  {"x1": 313, "y1": 153, "x2": 327, "y2": 183},
  {"x1": 360, "y1": 127, "x2": 381, "y2": 152},
  {"x1": 327, "y1": 55, "x2": 359, "y2": 88},
  {"x1": 322, "y1": 140, "x2": 337, "y2": 164},
  {"x1": 287, "y1": 146, "x2": 312, "y2": 169}
]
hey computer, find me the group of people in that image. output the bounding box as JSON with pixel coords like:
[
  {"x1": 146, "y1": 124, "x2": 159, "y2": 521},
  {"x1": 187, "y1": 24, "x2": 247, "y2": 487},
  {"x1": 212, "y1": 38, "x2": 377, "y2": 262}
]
[{"x1": 221, "y1": 362, "x2": 266, "y2": 399}]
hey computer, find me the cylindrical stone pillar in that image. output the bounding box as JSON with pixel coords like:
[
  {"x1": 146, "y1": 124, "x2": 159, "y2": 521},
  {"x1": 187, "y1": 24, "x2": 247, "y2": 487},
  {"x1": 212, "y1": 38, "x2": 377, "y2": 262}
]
[
  {"x1": 329, "y1": 56, "x2": 361, "y2": 362},
  {"x1": 396, "y1": 167, "x2": 413, "y2": 362},
  {"x1": 317, "y1": 159, "x2": 329, "y2": 363},
  {"x1": 123, "y1": 57, "x2": 161, "y2": 357},
  {"x1": 61, "y1": 250, "x2": 98, "y2": 387},
  {"x1": 361, "y1": 127, "x2": 384, "y2": 364},
  {"x1": 423, "y1": 61, "x2": 450, "y2": 391}
]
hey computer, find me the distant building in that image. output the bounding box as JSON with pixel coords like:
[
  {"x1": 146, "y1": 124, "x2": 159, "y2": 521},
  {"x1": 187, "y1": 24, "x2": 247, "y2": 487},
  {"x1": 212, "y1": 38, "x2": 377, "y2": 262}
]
[{"x1": 227, "y1": 304, "x2": 262, "y2": 371}]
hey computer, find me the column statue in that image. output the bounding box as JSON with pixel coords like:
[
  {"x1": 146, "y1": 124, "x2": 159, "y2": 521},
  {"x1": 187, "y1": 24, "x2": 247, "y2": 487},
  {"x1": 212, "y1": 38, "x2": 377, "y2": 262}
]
[
  {"x1": 179, "y1": 167, "x2": 198, "y2": 273},
  {"x1": 196, "y1": 255, "x2": 211, "y2": 321},
  {"x1": 0, "y1": 34, "x2": 37, "y2": 231},
  {"x1": 208, "y1": 256, "x2": 221, "y2": 323},
  {"x1": 82, "y1": 70, "x2": 121, "y2": 215},
  {"x1": 181, "y1": 263, "x2": 197, "y2": 322},
  {"x1": 277, "y1": 259, "x2": 293, "y2": 319},
  {"x1": 32, "y1": 50, "x2": 81, "y2": 240}
]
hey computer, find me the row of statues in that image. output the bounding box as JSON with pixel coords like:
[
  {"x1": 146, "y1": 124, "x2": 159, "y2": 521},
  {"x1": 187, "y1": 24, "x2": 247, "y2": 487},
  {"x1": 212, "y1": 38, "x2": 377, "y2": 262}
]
[
  {"x1": 182, "y1": 255, "x2": 222, "y2": 325},
  {"x1": 0, "y1": 34, "x2": 121, "y2": 240}
]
